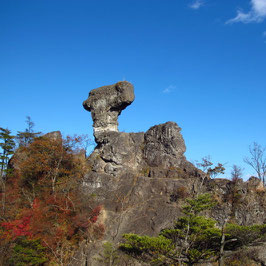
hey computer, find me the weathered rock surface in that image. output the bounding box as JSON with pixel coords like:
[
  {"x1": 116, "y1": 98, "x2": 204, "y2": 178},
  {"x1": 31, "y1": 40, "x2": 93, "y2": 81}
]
[
  {"x1": 77, "y1": 81, "x2": 266, "y2": 266},
  {"x1": 44, "y1": 130, "x2": 62, "y2": 142},
  {"x1": 78, "y1": 172, "x2": 266, "y2": 265},
  {"x1": 88, "y1": 131, "x2": 145, "y2": 176},
  {"x1": 83, "y1": 81, "x2": 134, "y2": 142},
  {"x1": 144, "y1": 122, "x2": 186, "y2": 168},
  {"x1": 87, "y1": 121, "x2": 194, "y2": 178}
]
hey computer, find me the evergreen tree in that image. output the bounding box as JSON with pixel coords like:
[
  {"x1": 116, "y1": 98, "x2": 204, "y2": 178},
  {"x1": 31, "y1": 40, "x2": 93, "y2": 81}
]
[
  {"x1": 0, "y1": 127, "x2": 15, "y2": 216},
  {"x1": 121, "y1": 194, "x2": 220, "y2": 265},
  {"x1": 0, "y1": 127, "x2": 15, "y2": 178},
  {"x1": 8, "y1": 237, "x2": 48, "y2": 266},
  {"x1": 16, "y1": 116, "x2": 41, "y2": 147},
  {"x1": 120, "y1": 194, "x2": 266, "y2": 265}
]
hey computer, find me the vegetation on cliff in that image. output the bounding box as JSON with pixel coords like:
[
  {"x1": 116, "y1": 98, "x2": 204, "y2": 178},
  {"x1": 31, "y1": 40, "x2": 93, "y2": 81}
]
[
  {"x1": 0, "y1": 125, "x2": 103, "y2": 265},
  {"x1": 120, "y1": 194, "x2": 266, "y2": 265},
  {"x1": 0, "y1": 115, "x2": 265, "y2": 266}
]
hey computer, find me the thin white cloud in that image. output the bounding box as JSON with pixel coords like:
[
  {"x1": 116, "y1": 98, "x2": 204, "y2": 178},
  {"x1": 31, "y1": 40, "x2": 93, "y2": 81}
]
[
  {"x1": 163, "y1": 85, "x2": 176, "y2": 94},
  {"x1": 263, "y1": 31, "x2": 266, "y2": 36},
  {"x1": 189, "y1": 0, "x2": 205, "y2": 10},
  {"x1": 227, "y1": 0, "x2": 266, "y2": 24}
]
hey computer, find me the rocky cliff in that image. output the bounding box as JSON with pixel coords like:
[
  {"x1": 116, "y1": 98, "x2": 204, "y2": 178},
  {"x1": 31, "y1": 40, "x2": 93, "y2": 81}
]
[{"x1": 77, "y1": 81, "x2": 266, "y2": 265}]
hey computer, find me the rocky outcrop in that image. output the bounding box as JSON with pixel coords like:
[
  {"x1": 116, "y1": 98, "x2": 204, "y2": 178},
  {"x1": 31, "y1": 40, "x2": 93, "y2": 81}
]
[
  {"x1": 83, "y1": 81, "x2": 135, "y2": 142},
  {"x1": 78, "y1": 81, "x2": 266, "y2": 266},
  {"x1": 86, "y1": 121, "x2": 196, "y2": 178},
  {"x1": 144, "y1": 122, "x2": 186, "y2": 168},
  {"x1": 44, "y1": 131, "x2": 62, "y2": 142},
  {"x1": 83, "y1": 82, "x2": 195, "y2": 177}
]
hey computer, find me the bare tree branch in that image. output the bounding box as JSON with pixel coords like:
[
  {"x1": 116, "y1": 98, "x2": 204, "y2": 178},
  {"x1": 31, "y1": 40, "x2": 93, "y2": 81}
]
[{"x1": 244, "y1": 142, "x2": 266, "y2": 186}]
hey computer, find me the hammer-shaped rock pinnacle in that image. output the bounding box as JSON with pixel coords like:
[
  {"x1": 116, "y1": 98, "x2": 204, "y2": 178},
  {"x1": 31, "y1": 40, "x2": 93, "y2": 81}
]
[{"x1": 83, "y1": 81, "x2": 135, "y2": 142}]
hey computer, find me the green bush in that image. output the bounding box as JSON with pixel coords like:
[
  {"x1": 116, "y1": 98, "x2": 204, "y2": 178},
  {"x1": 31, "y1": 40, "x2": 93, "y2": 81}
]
[
  {"x1": 225, "y1": 223, "x2": 266, "y2": 249},
  {"x1": 8, "y1": 237, "x2": 47, "y2": 266},
  {"x1": 121, "y1": 234, "x2": 173, "y2": 254},
  {"x1": 120, "y1": 194, "x2": 266, "y2": 265}
]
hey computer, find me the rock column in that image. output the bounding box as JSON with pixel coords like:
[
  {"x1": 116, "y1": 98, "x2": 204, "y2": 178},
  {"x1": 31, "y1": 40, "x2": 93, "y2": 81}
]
[{"x1": 83, "y1": 81, "x2": 135, "y2": 142}]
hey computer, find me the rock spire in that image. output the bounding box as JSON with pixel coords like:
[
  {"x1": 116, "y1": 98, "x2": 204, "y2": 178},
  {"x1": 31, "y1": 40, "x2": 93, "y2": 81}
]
[{"x1": 83, "y1": 81, "x2": 135, "y2": 142}]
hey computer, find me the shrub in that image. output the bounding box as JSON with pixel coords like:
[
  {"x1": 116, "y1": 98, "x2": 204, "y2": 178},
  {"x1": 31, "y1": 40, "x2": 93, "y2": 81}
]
[
  {"x1": 8, "y1": 237, "x2": 47, "y2": 266},
  {"x1": 170, "y1": 186, "x2": 189, "y2": 202}
]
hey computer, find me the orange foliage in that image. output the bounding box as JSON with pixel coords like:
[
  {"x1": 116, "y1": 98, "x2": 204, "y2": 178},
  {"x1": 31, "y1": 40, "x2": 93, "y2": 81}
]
[{"x1": 0, "y1": 135, "x2": 104, "y2": 264}]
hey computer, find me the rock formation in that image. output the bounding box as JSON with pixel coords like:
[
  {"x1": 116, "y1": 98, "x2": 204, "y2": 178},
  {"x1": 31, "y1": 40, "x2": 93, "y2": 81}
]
[
  {"x1": 83, "y1": 81, "x2": 135, "y2": 142},
  {"x1": 83, "y1": 81, "x2": 195, "y2": 178},
  {"x1": 78, "y1": 81, "x2": 266, "y2": 266},
  {"x1": 144, "y1": 122, "x2": 186, "y2": 168}
]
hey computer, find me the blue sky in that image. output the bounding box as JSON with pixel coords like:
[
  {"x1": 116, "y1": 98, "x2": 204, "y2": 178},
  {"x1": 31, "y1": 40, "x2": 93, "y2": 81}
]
[{"x1": 1, "y1": 0, "x2": 266, "y2": 179}]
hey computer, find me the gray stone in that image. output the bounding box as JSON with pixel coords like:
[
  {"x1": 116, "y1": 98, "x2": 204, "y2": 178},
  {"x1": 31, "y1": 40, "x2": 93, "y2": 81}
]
[
  {"x1": 87, "y1": 121, "x2": 191, "y2": 177},
  {"x1": 87, "y1": 131, "x2": 145, "y2": 176},
  {"x1": 77, "y1": 81, "x2": 266, "y2": 266},
  {"x1": 44, "y1": 131, "x2": 62, "y2": 142},
  {"x1": 83, "y1": 81, "x2": 135, "y2": 142},
  {"x1": 144, "y1": 121, "x2": 186, "y2": 168}
]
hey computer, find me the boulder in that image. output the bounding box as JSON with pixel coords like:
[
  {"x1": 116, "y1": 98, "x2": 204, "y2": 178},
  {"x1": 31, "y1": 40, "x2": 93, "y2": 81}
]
[
  {"x1": 144, "y1": 121, "x2": 186, "y2": 168},
  {"x1": 83, "y1": 81, "x2": 135, "y2": 143}
]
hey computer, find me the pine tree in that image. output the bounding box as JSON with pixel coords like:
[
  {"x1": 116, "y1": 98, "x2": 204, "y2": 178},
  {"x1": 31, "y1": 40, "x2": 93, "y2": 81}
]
[
  {"x1": 0, "y1": 127, "x2": 15, "y2": 178},
  {"x1": 121, "y1": 194, "x2": 266, "y2": 265},
  {"x1": 0, "y1": 127, "x2": 15, "y2": 216},
  {"x1": 121, "y1": 194, "x2": 220, "y2": 265},
  {"x1": 16, "y1": 116, "x2": 41, "y2": 147}
]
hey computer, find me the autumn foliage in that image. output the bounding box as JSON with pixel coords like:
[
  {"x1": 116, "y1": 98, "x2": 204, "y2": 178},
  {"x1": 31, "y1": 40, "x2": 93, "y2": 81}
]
[{"x1": 0, "y1": 135, "x2": 104, "y2": 265}]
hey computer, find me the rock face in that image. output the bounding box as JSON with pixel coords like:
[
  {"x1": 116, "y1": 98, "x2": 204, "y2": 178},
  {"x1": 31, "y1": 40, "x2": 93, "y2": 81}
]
[
  {"x1": 83, "y1": 81, "x2": 190, "y2": 177},
  {"x1": 83, "y1": 81, "x2": 135, "y2": 142},
  {"x1": 78, "y1": 81, "x2": 266, "y2": 266},
  {"x1": 86, "y1": 120, "x2": 193, "y2": 178},
  {"x1": 44, "y1": 131, "x2": 62, "y2": 142},
  {"x1": 144, "y1": 122, "x2": 186, "y2": 168}
]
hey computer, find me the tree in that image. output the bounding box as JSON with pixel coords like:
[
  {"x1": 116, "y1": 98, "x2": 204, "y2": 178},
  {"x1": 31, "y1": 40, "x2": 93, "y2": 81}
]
[
  {"x1": 97, "y1": 242, "x2": 120, "y2": 266},
  {"x1": 0, "y1": 127, "x2": 15, "y2": 216},
  {"x1": 64, "y1": 134, "x2": 94, "y2": 157},
  {"x1": 121, "y1": 194, "x2": 221, "y2": 265},
  {"x1": 207, "y1": 163, "x2": 225, "y2": 179},
  {"x1": 162, "y1": 194, "x2": 220, "y2": 265},
  {"x1": 19, "y1": 136, "x2": 64, "y2": 193},
  {"x1": 196, "y1": 156, "x2": 225, "y2": 179},
  {"x1": 196, "y1": 156, "x2": 213, "y2": 173},
  {"x1": 8, "y1": 237, "x2": 48, "y2": 266},
  {"x1": 0, "y1": 133, "x2": 105, "y2": 264},
  {"x1": 231, "y1": 165, "x2": 243, "y2": 182},
  {"x1": 244, "y1": 142, "x2": 266, "y2": 186},
  {"x1": 16, "y1": 116, "x2": 41, "y2": 147},
  {"x1": 0, "y1": 127, "x2": 15, "y2": 178},
  {"x1": 120, "y1": 194, "x2": 266, "y2": 265}
]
